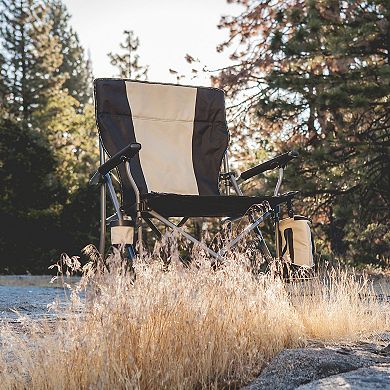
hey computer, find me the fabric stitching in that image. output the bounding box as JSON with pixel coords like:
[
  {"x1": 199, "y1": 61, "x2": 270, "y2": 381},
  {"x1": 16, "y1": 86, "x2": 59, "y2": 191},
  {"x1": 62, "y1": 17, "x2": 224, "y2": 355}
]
[
  {"x1": 98, "y1": 112, "x2": 226, "y2": 125},
  {"x1": 132, "y1": 116, "x2": 195, "y2": 124}
]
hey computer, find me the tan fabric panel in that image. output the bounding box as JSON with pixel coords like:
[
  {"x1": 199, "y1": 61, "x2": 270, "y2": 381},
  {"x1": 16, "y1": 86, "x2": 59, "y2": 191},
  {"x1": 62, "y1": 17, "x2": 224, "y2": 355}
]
[
  {"x1": 111, "y1": 226, "x2": 134, "y2": 245},
  {"x1": 279, "y1": 217, "x2": 314, "y2": 267},
  {"x1": 125, "y1": 81, "x2": 199, "y2": 195},
  {"x1": 125, "y1": 81, "x2": 198, "y2": 121}
]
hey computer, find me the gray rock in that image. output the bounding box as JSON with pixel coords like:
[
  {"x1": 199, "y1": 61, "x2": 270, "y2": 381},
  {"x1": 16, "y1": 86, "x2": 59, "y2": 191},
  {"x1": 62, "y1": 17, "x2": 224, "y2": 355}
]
[
  {"x1": 296, "y1": 365, "x2": 390, "y2": 389},
  {"x1": 377, "y1": 333, "x2": 390, "y2": 342},
  {"x1": 379, "y1": 344, "x2": 390, "y2": 355},
  {"x1": 242, "y1": 348, "x2": 389, "y2": 390}
]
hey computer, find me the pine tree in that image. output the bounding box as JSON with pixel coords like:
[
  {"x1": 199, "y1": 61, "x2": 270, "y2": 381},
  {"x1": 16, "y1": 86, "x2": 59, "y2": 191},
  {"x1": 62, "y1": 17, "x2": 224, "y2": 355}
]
[
  {"x1": 217, "y1": 0, "x2": 390, "y2": 263},
  {"x1": 38, "y1": 90, "x2": 98, "y2": 192},
  {"x1": 0, "y1": 115, "x2": 66, "y2": 273},
  {"x1": 0, "y1": 0, "x2": 98, "y2": 272},
  {"x1": 35, "y1": 1, "x2": 98, "y2": 190},
  {"x1": 0, "y1": 0, "x2": 64, "y2": 128},
  {"x1": 0, "y1": 0, "x2": 97, "y2": 188},
  {"x1": 1, "y1": 0, "x2": 33, "y2": 123},
  {"x1": 108, "y1": 30, "x2": 148, "y2": 80},
  {"x1": 45, "y1": 0, "x2": 93, "y2": 105}
]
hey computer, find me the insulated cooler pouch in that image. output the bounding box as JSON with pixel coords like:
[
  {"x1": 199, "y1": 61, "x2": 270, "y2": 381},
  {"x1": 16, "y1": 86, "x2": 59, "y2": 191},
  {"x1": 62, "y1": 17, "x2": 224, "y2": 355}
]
[
  {"x1": 279, "y1": 215, "x2": 314, "y2": 268},
  {"x1": 110, "y1": 220, "x2": 134, "y2": 245}
]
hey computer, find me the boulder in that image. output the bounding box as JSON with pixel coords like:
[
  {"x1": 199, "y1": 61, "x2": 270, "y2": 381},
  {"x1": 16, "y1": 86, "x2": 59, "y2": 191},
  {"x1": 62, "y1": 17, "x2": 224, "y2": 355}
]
[
  {"x1": 296, "y1": 365, "x2": 390, "y2": 389},
  {"x1": 242, "y1": 347, "x2": 389, "y2": 390}
]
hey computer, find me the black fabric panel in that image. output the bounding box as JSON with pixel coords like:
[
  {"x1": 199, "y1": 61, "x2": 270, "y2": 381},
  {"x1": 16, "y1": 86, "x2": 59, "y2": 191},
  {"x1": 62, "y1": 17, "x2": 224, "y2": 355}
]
[
  {"x1": 192, "y1": 88, "x2": 229, "y2": 195},
  {"x1": 133, "y1": 193, "x2": 297, "y2": 218},
  {"x1": 94, "y1": 79, "x2": 148, "y2": 209},
  {"x1": 194, "y1": 87, "x2": 227, "y2": 123},
  {"x1": 95, "y1": 79, "x2": 132, "y2": 115}
]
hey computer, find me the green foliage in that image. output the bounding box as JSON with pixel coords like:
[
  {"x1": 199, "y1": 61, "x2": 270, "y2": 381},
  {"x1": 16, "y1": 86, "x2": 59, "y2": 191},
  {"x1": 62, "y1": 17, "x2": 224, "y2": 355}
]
[
  {"x1": 0, "y1": 0, "x2": 99, "y2": 273},
  {"x1": 0, "y1": 117, "x2": 66, "y2": 273},
  {"x1": 46, "y1": 0, "x2": 93, "y2": 105},
  {"x1": 346, "y1": 222, "x2": 390, "y2": 265},
  {"x1": 218, "y1": 0, "x2": 390, "y2": 264},
  {"x1": 0, "y1": 117, "x2": 65, "y2": 213},
  {"x1": 35, "y1": 91, "x2": 98, "y2": 191},
  {"x1": 0, "y1": 0, "x2": 65, "y2": 127}
]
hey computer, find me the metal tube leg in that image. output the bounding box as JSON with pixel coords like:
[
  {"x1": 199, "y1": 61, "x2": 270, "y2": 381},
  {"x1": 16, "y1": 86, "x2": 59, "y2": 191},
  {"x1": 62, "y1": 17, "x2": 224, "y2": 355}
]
[
  {"x1": 274, "y1": 206, "x2": 281, "y2": 259},
  {"x1": 137, "y1": 211, "x2": 143, "y2": 255},
  {"x1": 222, "y1": 152, "x2": 230, "y2": 195},
  {"x1": 98, "y1": 141, "x2": 106, "y2": 256},
  {"x1": 254, "y1": 225, "x2": 273, "y2": 261},
  {"x1": 99, "y1": 182, "x2": 106, "y2": 256},
  {"x1": 149, "y1": 210, "x2": 223, "y2": 261},
  {"x1": 105, "y1": 174, "x2": 123, "y2": 222},
  {"x1": 124, "y1": 161, "x2": 142, "y2": 257},
  {"x1": 218, "y1": 211, "x2": 272, "y2": 256},
  {"x1": 127, "y1": 245, "x2": 136, "y2": 260},
  {"x1": 273, "y1": 168, "x2": 283, "y2": 260},
  {"x1": 275, "y1": 221, "x2": 281, "y2": 259}
]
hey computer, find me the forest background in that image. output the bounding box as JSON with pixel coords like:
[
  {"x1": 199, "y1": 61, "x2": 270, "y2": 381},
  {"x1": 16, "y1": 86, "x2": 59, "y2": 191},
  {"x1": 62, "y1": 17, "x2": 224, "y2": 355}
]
[{"x1": 0, "y1": 0, "x2": 389, "y2": 273}]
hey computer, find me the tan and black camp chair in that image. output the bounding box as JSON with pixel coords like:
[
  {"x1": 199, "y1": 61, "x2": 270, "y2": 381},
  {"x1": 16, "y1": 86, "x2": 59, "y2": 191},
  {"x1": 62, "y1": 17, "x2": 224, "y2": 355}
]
[{"x1": 90, "y1": 78, "x2": 313, "y2": 269}]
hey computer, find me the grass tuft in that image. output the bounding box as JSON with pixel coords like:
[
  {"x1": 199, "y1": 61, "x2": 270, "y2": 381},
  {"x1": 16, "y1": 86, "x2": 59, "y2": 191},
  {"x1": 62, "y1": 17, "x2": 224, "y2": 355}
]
[{"x1": 0, "y1": 247, "x2": 388, "y2": 389}]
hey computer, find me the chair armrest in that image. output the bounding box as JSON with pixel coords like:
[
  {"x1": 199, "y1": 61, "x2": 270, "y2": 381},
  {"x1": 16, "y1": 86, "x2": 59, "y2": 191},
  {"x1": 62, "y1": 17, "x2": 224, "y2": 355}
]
[
  {"x1": 239, "y1": 150, "x2": 298, "y2": 181},
  {"x1": 90, "y1": 142, "x2": 141, "y2": 185}
]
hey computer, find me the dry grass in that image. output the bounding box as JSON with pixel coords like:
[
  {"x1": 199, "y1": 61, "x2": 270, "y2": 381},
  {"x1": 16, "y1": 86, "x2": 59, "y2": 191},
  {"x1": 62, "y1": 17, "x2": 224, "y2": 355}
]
[{"x1": 0, "y1": 246, "x2": 388, "y2": 389}]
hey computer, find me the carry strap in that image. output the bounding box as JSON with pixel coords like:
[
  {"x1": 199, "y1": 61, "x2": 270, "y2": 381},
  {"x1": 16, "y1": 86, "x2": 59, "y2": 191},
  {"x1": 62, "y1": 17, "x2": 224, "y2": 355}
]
[{"x1": 281, "y1": 228, "x2": 294, "y2": 262}]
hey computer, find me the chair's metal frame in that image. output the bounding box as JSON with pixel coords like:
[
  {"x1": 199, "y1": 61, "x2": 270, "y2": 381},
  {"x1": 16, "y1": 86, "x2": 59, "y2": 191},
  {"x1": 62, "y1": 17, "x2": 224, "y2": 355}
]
[{"x1": 96, "y1": 139, "x2": 292, "y2": 263}]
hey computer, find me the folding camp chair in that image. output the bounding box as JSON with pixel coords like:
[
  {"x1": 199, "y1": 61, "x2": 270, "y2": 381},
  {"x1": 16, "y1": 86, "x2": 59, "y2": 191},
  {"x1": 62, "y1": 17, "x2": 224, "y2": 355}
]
[{"x1": 90, "y1": 78, "x2": 305, "y2": 267}]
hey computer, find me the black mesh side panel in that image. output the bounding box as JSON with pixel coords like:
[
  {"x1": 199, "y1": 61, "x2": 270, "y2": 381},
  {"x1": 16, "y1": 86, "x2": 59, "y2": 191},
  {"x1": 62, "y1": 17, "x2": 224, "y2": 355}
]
[
  {"x1": 193, "y1": 88, "x2": 229, "y2": 195},
  {"x1": 94, "y1": 79, "x2": 147, "y2": 209}
]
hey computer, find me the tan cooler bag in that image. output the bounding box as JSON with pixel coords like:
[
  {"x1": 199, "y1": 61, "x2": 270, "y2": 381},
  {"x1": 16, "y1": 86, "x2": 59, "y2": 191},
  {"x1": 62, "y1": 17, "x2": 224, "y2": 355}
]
[{"x1": 279, "y1": 215, "x2": 314, "y2": 268}]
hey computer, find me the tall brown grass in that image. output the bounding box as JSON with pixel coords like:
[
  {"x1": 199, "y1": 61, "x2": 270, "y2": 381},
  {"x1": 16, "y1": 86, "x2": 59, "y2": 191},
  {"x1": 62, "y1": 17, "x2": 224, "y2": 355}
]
[{"x1": 0, "y1": 246, "x2": 388, "y2": 389}]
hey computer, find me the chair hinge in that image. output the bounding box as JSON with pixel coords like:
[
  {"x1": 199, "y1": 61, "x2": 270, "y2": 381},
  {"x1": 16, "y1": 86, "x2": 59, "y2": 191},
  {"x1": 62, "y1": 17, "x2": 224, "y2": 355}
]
[
  {"x1": 219, "y1": 171, "x2": 237, "y2": 187},
  {"x1": 139, "y1": 201, "x2": 149, "y2": 212}
]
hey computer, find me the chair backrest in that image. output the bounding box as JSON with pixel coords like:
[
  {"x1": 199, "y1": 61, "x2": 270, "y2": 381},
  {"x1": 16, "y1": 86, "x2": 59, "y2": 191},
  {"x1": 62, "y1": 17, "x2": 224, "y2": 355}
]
[{"x1": 94, "y1": 79, "x2": 229, "y2": 208}]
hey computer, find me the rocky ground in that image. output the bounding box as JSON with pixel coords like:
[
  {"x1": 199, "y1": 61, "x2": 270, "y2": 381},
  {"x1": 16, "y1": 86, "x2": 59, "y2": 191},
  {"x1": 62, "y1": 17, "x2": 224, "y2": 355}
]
[
  {"x1": 1, "y1": 274, "x2": 389, "y2": 389},
  {"x1": 242, "y1": 271, "x2": 390, "y2": 389},
  {"x1": 242, "y1": 335, "x2": 390, "y2": 389}
]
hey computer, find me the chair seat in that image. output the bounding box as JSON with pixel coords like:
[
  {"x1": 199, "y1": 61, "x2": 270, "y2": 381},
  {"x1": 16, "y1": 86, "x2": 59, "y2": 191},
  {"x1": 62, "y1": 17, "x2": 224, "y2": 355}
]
[{"x1": 136, "y1": 192, "x2": 298, "y2": 217}]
